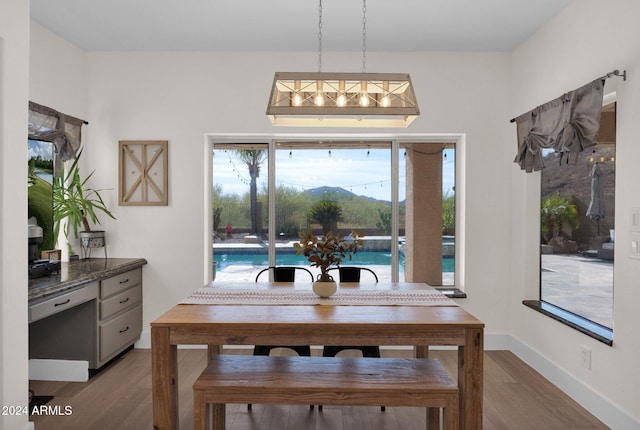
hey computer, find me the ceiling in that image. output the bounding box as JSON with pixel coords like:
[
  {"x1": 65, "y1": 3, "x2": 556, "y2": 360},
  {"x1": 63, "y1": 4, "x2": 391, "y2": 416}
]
[{"x1": 30, "y1": 0, "x2": 574, "y2": 52}]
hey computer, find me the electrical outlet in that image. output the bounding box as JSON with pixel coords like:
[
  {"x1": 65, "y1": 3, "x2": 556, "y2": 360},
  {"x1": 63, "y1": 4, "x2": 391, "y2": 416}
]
[{"x1": 580, "y1": 345, "x2": 592, "y2": 370}]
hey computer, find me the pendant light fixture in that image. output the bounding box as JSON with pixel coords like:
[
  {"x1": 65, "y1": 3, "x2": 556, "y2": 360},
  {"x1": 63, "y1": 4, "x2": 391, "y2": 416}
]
[{"x1": 266, "y1": 0, "x2": 420, "y2": 128}]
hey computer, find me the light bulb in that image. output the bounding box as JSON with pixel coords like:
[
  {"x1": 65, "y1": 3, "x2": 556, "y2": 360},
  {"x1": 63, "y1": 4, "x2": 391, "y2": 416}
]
[
  {"x1": 359, "y1": 80, "x2": 369, "y2": 107},
  {"x1": 315, "y1": 79, "x2": 324, "y2": 106},
  {"x1": 337, "y1": 80, "x2": 346, "y2": 107},
  {"x1": 381, "y1": 81, "x2": 390, "y2": 107},
  {"x1": 293, "y1": 79, "x2": 302, "y2": 106}
]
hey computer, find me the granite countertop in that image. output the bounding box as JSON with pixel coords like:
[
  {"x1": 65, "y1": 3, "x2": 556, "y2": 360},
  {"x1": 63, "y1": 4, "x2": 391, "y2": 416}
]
[{"x1": 28, "y1": 258, "x2": 147, "y2": 303}]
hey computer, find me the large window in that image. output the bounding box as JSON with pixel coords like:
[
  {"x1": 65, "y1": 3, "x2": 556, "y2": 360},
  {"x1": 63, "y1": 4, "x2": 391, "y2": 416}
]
[
  {"x1": 539, "y1": 100, "x2": 616, "y2": 335},
  {"x1": 211, "y1": 139, "x2": 456, "y2": 285}
]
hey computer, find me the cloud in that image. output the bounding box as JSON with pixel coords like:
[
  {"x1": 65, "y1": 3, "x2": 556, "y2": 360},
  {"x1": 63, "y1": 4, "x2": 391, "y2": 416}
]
[{"x1": 28, "y1": 139, "x2": 54, "y2": 161}]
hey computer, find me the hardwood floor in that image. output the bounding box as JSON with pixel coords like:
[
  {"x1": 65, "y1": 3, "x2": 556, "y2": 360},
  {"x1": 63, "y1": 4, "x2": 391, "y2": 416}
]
[{"x1": 29, "y1": 347, "x2": 609, "y2": 430}]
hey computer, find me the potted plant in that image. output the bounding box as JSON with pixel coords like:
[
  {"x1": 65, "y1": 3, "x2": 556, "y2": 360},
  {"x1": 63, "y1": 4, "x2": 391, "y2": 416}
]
[
  {"x1": 53, "y1": 148, "x2": 116, "y2": 259},
  {"x1": 294, "y1": 229, "x2": 364, "y2": 297}
]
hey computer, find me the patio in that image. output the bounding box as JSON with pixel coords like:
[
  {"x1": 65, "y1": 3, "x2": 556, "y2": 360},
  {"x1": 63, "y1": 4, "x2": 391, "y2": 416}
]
[{"x1": 541, "y1": 254, "x2": 614, "y2": 328}]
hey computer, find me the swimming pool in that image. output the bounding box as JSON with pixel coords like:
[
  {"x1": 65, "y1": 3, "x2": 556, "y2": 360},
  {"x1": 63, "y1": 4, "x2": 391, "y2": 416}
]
[{"x1": 214, "y1": 251, "x2": 454, "y2": 273}]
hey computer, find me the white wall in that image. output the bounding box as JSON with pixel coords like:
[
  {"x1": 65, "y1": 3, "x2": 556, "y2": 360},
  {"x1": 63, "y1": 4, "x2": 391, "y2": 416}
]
[
  {"x1": 510, "y1": 0, "x2": 640, "y2": 426},
  {"x1": 29, "y1": 21, "x2": 88, "y2": 122},
  {"x1": 0, "y1": 1, "x2": 30, "y2": 429},
  {"x1": 81, "y1": 50, "x2": 514, "y2": 333}
]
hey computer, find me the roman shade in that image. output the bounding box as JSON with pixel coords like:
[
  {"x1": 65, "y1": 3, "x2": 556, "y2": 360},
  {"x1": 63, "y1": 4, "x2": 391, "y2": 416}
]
[
  {"x1": 512, "y1": 79, "x2": 604, "y2": 172},
  {"x1": 28, "y1": 101, "x2": 86, "y2": 174}
]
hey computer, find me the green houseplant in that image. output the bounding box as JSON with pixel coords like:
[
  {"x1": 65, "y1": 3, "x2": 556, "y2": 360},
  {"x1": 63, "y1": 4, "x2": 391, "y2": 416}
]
[
  {"x1": 53, "y1": 149, "x2": 116, "y2": 258},
  {"x1": 294, "y1": 229, "x2": 364, "y2": 297}
]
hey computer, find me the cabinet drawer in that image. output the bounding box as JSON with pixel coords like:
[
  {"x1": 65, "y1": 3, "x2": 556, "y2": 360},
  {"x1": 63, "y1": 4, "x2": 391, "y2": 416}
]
[
  {"x1": 100, "y1": 305, "x2": 142, "y2": 362},
  {"x1": 101, "y1": 268, "x2": 142, "y2": 299},
  {"x1": 29, "y1": 282, "x2": 98, "y2": 323},
  {"x1": 100, "y1": 285, "x2": 142, "y2": 320}
]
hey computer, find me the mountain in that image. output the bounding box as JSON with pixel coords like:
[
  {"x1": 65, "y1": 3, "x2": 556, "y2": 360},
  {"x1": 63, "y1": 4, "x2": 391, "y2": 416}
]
[{"x1": 304, "y1": 186, "x2": 392, "y2": 205}]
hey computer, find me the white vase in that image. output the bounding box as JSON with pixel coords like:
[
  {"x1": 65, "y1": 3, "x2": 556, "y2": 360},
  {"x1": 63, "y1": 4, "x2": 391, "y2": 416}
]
[{"x1": 312, "y1": 280, "x2": 337, "y2": 298}]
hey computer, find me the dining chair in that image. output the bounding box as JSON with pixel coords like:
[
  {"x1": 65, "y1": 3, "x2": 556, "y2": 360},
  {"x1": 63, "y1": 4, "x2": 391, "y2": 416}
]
[
  {"x1": 322, "y1": 266, "x2": 384, "y2": 411},
  {"x1": 255, "y1": 266, "x2": 314, "y2": 282},
  {"x1": 323, "y1": 266, "x2": 380, "y2": 358},
  {"x1": 326, "y1": 266, "x2": 379, "y2": 282},
  {"x1": 251, "y1": 265, "x2": 314, "y2": 410}
]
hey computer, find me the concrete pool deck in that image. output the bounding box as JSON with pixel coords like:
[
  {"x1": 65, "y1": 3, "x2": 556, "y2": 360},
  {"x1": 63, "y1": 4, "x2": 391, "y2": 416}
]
[{"x1": 541, "y1": 254, "x2": 613, "y2": 328}]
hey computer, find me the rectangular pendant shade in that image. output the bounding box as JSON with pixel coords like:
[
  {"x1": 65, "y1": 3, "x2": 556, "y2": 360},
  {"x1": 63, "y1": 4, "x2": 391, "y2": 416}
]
[{"x1": 266, "y1": 72, "x2": 420, "y2": 127}]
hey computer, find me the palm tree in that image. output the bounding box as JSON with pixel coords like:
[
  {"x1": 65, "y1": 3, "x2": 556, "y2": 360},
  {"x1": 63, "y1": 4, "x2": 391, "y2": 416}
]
[
  {"x1": 234, "y1": 149, "x2": 267, "y2": 234},
  {"x1": 306, "y1": 200, "x2": 343, "y2": 234},
  {"x1": 541, "y1": 194, "x2": 580, "y2": 243}
]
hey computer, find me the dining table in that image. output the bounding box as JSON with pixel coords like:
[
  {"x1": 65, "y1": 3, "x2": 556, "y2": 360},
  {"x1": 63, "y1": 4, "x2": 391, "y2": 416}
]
[{"x1": 151, "y1": 281, "x2": 484, "y2": 430}]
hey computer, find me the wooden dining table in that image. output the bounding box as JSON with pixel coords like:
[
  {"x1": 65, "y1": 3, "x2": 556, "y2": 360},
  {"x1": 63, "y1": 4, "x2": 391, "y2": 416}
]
[{"x1": 151, "y1": 281, "x2": 484, "y2": 430}]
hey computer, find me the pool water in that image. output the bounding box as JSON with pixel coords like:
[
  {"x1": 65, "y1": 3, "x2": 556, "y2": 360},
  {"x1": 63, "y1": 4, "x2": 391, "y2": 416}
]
[{"x1": 215, "y1": 251, "x2": 454, "y2": 273}]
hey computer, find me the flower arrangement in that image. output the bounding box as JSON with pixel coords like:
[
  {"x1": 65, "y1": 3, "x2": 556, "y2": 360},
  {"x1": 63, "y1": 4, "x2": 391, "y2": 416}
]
[{"x1": 294, "y1": 229, "x2": 365, "y2": 281}]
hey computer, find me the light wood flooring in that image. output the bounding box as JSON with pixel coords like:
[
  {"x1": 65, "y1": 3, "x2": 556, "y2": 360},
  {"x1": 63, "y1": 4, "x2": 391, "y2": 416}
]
[{"x1": 29, "y1": 347, "x2": 609, "y2": 430}]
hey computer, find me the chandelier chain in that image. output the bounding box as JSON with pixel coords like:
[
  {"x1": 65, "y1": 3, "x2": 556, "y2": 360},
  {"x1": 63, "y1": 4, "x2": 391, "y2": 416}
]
[
  {"x1": 362, "y1": 0, "x2": 367, "y2": 73},
  {"x1": 318, "y1": 0, "x2": 323, "y2": 72}
]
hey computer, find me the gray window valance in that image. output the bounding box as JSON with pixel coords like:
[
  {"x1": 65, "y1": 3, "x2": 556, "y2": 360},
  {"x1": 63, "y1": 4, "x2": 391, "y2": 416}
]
[
  {"x1": 28, "y1": 101, "x2": 86, "y2": 175},
  {"x1": 512, "y1": 79, "x2": 604, "y2": 172}
]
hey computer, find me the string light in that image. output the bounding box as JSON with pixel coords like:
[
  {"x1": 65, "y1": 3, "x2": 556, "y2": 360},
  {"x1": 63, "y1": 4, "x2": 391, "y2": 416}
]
[{"x1": 219, "y1": 149, "x2": 251, "y2": 185}]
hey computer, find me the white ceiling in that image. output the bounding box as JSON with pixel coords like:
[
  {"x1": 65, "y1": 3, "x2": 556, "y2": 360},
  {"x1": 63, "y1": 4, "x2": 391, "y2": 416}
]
[{"x1": 30, "y1": 0, "x2": 573, "y2": 52}]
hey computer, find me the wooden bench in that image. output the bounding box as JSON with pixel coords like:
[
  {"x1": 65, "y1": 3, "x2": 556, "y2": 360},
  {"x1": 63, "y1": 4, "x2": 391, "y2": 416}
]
[{"x1": 193, "y1": 354, "x2": 459, "y2": 430}]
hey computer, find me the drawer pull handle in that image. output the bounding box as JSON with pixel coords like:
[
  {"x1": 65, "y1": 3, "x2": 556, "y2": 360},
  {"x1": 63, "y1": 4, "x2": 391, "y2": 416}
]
[
  {"x1": 119, "y1": 326, "x2": 130, "y2": 333},
  {"x1": 119, "y1": 297, "x2": 130, "y2": 304},
  {"x1": 119, "y1": 278, "x2": 129, "y2": 284},
  {"x1": 54, "y1": 299, "x2": 71, "y2": 307}
]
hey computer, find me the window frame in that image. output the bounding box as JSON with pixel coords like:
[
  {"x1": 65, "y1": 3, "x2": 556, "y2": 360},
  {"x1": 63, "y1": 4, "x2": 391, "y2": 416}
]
[{"x1": 206, "y1": 133, "x2": 464, "y2": 289}]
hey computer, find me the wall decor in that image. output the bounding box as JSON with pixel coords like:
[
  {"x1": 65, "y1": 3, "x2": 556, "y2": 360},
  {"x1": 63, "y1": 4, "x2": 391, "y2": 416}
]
[{"x1": 119, "y1": 140, "x2": 168, "y2": 206}]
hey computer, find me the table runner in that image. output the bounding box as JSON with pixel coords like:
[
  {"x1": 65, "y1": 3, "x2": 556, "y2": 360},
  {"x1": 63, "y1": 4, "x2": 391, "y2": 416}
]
[{"x1": 179, "y1": 287, "x2": 457, "y2": 306}]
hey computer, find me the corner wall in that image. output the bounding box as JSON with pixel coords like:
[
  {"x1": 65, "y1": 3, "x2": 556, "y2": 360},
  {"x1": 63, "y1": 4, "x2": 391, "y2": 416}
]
[
  {"x1": 509, "y1": 0, "x2": 640, "y2": 426},
  {"x1": 0, "y1": 1, "x2": 30, "y2": 429}
]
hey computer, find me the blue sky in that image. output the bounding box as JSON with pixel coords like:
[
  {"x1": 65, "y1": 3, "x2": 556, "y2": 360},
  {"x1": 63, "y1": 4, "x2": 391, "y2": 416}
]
[
  {"x1": 28, "y1": 139, "x2": 54, "y2": 161},
  {"x1": 213, "y1": 147, "x2": 454, "y2": 201}
]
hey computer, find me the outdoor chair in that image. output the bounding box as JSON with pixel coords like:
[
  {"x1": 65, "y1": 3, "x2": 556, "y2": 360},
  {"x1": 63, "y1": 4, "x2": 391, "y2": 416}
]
[
  {"x1": 251, "y1": 265, "x2": 314, "y2": 410},
  {"x1": 321, "y1": 266, "x2": 384, "y2": 411}
]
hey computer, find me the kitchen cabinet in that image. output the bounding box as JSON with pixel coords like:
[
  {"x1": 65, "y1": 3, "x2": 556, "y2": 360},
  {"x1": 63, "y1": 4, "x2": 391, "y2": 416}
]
[{"x1": 29, "y1": 258, "x2": 146, "y2": 371}]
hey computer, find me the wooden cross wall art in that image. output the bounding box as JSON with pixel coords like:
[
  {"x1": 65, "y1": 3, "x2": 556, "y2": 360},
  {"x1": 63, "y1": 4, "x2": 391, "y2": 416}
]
[{"x1": 119, "y1": 140, "x2": 168, "y2": 206}]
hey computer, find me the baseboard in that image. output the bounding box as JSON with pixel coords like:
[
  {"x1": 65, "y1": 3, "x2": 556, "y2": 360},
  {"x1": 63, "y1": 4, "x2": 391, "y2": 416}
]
[
  {"x1": 28, "y1": 359, "x2": 89, "y2": 382},
  {"x1": 508, "y1": 335, "x2": 640, "y2": 430}
]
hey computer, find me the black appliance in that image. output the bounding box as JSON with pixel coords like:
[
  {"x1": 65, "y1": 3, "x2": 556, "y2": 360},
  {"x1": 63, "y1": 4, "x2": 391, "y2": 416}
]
[{"x1": 28, "y1": 223, "x2": 60, "y2": 279}]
